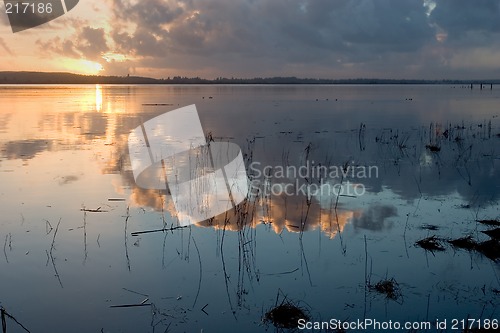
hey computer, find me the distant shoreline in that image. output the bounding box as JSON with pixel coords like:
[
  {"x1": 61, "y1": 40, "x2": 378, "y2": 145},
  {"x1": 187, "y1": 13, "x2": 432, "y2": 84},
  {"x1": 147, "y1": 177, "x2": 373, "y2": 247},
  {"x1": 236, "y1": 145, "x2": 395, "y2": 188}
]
[{"x1": 1, "y1": 71, "x2": 499, "y2": 85}]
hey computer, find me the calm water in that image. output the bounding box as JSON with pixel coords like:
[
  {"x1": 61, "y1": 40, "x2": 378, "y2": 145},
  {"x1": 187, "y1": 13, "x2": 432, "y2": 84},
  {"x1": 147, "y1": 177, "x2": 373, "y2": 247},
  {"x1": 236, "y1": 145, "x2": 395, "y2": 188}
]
[{"x1": 0, "y1": 84, "x2": 499, "y2": 332}]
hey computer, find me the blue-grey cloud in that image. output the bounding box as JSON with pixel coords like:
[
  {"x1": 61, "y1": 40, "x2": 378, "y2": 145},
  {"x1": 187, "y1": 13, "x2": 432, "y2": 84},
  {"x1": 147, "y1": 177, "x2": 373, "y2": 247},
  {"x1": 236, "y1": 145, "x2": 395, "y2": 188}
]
[
  {"x1": 430, "y1": 0, "x2": 500, "y2": 40},
  {"x1": 33, "y1": 0, "x2": 500, "y2": 78},
  {"x1": 104, "y1": 0, "x2": 439, "y2": 76}
]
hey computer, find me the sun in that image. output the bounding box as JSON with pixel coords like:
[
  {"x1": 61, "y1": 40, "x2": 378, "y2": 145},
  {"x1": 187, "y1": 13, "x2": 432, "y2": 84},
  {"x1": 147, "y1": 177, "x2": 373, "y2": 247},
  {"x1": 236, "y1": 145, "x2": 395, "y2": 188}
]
[
  {"x1": 63, "y1": 58, "x2": 104, "y2": 75},
  {"x1": 78, "y1": 60, "x2": 104, "y2": 75}
]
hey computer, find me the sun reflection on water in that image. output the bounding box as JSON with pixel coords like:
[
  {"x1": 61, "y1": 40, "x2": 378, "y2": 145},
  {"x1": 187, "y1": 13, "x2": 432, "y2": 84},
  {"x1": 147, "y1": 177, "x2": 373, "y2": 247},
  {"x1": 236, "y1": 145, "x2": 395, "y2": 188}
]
[{"x1": 95, "y1": 84, "x2": 102, "y2": 112}]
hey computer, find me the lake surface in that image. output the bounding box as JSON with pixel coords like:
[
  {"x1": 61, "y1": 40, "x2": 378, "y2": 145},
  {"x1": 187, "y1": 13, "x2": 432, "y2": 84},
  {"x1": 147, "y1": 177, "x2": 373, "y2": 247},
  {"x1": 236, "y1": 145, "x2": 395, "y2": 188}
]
[{"x1": 0, "y1": 84, "x2": 499, "y2": 332}]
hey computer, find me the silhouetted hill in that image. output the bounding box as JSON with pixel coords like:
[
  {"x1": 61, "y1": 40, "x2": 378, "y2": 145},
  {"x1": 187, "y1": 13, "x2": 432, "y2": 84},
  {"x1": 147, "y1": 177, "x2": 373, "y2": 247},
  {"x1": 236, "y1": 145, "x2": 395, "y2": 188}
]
[
  {"x1": 1, "y1": 71, "x2": 499, "y2": 85},
  {"x1": 0, "y1": 72, "x2": 159, "y2": 84}
]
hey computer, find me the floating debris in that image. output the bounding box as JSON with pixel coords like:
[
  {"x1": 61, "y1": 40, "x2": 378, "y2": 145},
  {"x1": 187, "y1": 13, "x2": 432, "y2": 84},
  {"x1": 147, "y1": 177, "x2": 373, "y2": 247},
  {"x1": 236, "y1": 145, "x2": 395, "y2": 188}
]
[
  {"x1": 109, "y1": 303, "x2": 151, "y2": 308},
  {"x1": 448, "y1": 236, "x2": 477, "y2": 251},
  {"x1": 420, "y1": 224, "x2": 440, "y2": 231},
  {"x1": 370, "y1": 278, "x2": 402, "y2": 301},
  {"x1": 80, "y1": 207, "x2": 108, "y2": 213},
  {"x1": 264, "y1": 302, "x2": 309, "y2": 329},
  {"x1": 481, "y1": 228, "x2": 500, "y2": 240},
  {"x1": 415, "y1": 235, "x2": 446, "y2": 252}
]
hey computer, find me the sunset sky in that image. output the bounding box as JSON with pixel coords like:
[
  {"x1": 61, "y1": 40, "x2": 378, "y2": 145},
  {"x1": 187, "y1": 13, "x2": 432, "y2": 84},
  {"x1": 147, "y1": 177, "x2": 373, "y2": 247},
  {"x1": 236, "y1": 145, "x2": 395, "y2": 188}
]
[{"x1": 1, "y1": 0, "x2": 499, "y2": 79}]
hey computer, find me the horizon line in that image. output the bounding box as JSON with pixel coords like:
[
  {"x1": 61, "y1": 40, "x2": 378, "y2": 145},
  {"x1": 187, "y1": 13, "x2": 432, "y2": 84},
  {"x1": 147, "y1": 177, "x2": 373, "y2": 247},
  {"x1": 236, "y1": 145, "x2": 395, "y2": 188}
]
[{"x1": 1, "y1": 71, "x2": 499, "y2": 85}]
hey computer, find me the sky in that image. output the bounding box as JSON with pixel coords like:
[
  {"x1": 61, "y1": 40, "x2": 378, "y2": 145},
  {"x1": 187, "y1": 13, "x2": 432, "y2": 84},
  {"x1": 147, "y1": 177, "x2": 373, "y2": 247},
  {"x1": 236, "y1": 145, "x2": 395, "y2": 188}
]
[{"x1": 0, "y1": 0, "x2": 499, "y2": 79}]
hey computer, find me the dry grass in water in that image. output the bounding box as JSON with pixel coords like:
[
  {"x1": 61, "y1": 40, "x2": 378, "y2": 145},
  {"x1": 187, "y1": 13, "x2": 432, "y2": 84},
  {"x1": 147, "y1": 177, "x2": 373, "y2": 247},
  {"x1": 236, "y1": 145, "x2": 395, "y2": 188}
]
[
  {"x1": 448, "y1": 236, "x2": 477, "y2": 251},
  {"x1": 476, "y1": 240, "x2": 500, "y2": 261},
  {"x1": 481, "y1": 228, "x2": 500, "y2": 240},
  {"x1": 477, "y1": 219, "x2": 500, "y2": 227},
  {"x1": 415, "y1": 235, "x2": 446, "y2": 252},
  {"x1": 370, "y1": 278, "x2": 403, "y2": 301},
  {"x1": 264, "y1": 301, "x2": 309, "y2": 329}
]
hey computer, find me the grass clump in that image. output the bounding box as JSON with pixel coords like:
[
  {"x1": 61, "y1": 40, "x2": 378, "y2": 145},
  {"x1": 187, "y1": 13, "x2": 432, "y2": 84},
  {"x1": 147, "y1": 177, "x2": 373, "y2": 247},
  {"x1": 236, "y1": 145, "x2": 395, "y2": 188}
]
[
  {"x1": 264, "y1": 302, "x2": 309, "y2": 329},
  {"x1": 448, "y1": 236, "x2": 477, "y2": 251},
  {"x1": 415, "y1": 235, "x2": 446, "y2": 252},
  {"x1": 370, "y1": 278, "x2": 403, "y2": 302}
]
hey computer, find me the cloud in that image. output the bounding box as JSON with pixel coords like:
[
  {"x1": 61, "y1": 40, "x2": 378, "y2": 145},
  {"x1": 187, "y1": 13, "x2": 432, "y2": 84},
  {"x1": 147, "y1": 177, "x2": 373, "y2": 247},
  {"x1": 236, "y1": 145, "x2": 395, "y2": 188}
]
[
  {"x1": 37, "y1": 26, "x2": 109, "y2": 61},
  {"x1": 351, "y1": 204, "x2": 397, "y2": 232},
  {"x1": 26, "y1": 0, "x2": 500, "y2": 78},
  {"x1": 36, "y1": 37, "x2": 80, "y2": 58},
  {"x1": 76, "y1": 27, "x2": 109, "y2": 59},
  {"x1": 101, "y1": 0, "x2": 441, "y2": 77},
  {"x1": 113, "y1": 0, "x2": 183, "y2": 30},
  {"x1": 430, "y1": 0, "x2": 500, "y2": 40},
  {"x1": 3, "y1": 140, "x2": 53, "y2": 160}
]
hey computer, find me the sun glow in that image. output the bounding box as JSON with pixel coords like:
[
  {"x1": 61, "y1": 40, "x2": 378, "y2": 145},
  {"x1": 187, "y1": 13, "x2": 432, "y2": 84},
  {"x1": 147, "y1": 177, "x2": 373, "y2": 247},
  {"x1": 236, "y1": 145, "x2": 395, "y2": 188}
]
[
  {"x1": 80, "y1": 60, "x2": 104, "y2": 74},
  {"x1": 103, "y1": 52, "x2": 127, "y2": 63},
  {"x1": 95, "y1": 84, "x2": 103, "y2": 112},
  {"x1": 63, "y1": 59, "x2": 104, "y2": 75}
]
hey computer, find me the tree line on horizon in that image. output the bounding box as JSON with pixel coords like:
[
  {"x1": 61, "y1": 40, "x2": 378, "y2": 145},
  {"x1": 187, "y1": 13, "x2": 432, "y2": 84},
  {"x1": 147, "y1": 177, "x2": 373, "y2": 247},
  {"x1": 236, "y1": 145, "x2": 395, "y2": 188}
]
[{"x1": 1, "y1": 71, "x2": 499, "y2": 85}]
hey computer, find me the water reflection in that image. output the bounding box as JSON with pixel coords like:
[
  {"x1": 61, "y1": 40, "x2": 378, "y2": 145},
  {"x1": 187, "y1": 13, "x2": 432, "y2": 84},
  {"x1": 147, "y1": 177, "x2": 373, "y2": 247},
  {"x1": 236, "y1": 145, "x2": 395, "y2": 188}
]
[
  {"x1": 0, "y1": 112, "x2": 11, "y2": 133},
  {"x1": 196, "y1": 193, "x2": 359, "y2": 238},
  {"x1": 3, "y1": 139, "x2": 52, "y2": 160},
  {"x1": 0, "y1": 85, "x2": 499, "y2": 237},
  {"x1": 95, "y1": 84, "x2": 103, "y2": 112},
  {"x1": 351, "y1": 204, "x2": 397, "y2": 232},
  {"x1": 1, "y1": 85, "x2": 500, "y2": 333}
]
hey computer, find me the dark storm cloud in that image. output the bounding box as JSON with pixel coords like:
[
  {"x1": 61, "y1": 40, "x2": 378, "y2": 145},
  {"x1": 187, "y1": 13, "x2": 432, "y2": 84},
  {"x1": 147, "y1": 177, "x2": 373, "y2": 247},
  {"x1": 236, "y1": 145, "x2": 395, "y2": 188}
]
[
  {"x1": 339, "y1": 0, "x2": 433, "y2": 51},
  {"x1": 113, "y1": 0, "x2": 183, "y2": 30},
  {"x1": 110, "y1": 0, "x2": 182, "y2": 57},
  {"x1": 104, "y1": 0, "x2": 442, "y2": 76},
  {"x1": 430, "y1": 0, "x2": 500, "y2": 40},
  {"x1": 150, "y1": 0, "x2": 432, "y2": 55},
  {"x1": 31, "y1": 0, "x2": 500, "y2": 77}
]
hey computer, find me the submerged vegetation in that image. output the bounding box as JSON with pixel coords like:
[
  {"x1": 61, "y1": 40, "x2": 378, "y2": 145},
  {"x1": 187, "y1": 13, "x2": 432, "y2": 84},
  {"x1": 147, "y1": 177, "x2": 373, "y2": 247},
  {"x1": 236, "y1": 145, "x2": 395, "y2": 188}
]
[
  {"x1": 415, "y1": 236, "x2": 446, "y2": 252},
  {"x1": 415, "y1": 221, "x2": 500, "y2": 262},
  {"x1": 476, "y1": 240, "x2": 500, "y2": 261},
  {"x1": 370, "y1": 278, "x2": 403, "y2": 302},
  {"x1": 263, "y1": 292, "x2": 310, "y2": 330},
  {"x1": 264, "y1": 303, "x2": 309, "y2": 330},
  {"x1": 448, "y1": 236, "x2": 477, "y2": 251}
]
